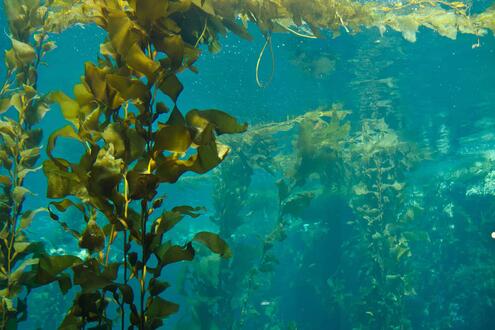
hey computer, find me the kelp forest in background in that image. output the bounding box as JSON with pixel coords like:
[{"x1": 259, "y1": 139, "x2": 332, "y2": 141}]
[{"x1": 0, "y1": 0, "x2": 494, "y2": 329}]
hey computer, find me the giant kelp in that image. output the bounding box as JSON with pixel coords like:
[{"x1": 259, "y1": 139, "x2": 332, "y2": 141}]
[
  {"x1": 36, "y1": 0, "x2": 247, "y2": 329},
  {"x1": 0, "y1": 0, "x2": 58, "y2": 328}
]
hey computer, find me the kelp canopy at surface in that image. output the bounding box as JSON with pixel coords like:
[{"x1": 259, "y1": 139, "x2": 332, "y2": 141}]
[{"x1": 41, "y1": 0, "x2": 495, "y2": 44}]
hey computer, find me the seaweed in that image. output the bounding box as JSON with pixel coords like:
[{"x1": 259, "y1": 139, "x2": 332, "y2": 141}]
[
  {"x1": 0, "y1": 1, "x2": 58, "y2": 328},
  {"x1": 0, "y1": 0, "x2": 494, "y2": 328},
  {"x1": 35, "y1": 0, "x2": 246, "y2": 329}
]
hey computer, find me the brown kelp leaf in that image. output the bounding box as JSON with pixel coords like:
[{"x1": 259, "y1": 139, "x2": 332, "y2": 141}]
[
  {"x1": 74, "y1": 83, "x2": 94, "y2": 106},
  {"x1": 154, "y1": 124, "x2": 192, "y2": 153},
  {"x1": 102, "y1": 123, "x2": 146, "y2": 162},
  {"x1": 154, "y1": 140, "x2": 228, "y2": 183},
  {"x1": 148, "y1": 278, "x2": 170, "y2": 296},
  {"x1": 106, "y1": 73, "x2": 150, "y2": 105},
  {"x1": 25, "y1": 98, "x2": 50, "y2": 126},
  {"x1": 155, "y1": 211, "x2": 184, "y2": 235},
  {"x1": 191, "y1": 140, "x2": 230, "y2": 173},
  {"x1": 172, "y1": 205, "x2": 204, "y2": 218},
  {"x1": 156, "y1": 35, "x2": 184, "y2": 69},
  {"x1": 156, "y1": 102, "x2": 169, "y2": 114},
  {"x1": 126, "y1": 43, "x2": 161, "y2": 79},
  {"x1": 126, "y1": 171, "x2": 159, "y2": 200},
  {"x1": 50, "y1": 92, "x2": 80, "y2": 126},
  {"x1": 155, "y1": 206, "x2": 203, "y2": 235},
  {"x1": 166, "y1": 106, "x2": 186, "y2": 126},
  {"x1": 73, "y1": 268, "x2": 114, "y2": 292},
  {"x1": 84, "y1": 61, "x2": 112, "y2": 101},
  {"x1": 10, "y1": 258, "x2": 39, "y2": 284},
  {"x1": 72, "y1": 260, "x2": 118, "y2": 292},
  {"x1": 4, "y1": 49, "x2": 17, "y2": 70},
  {"x1": 79, "y1": 220, "x2": 106, "y2": 253},
  {"x1": 119, "y1": 284, "x2": 134, "y2": 304},
  {"x1": 49, "y1": 199, "x2": 87, "y2": 220},
  {"x1": 155, "y1": 243, "x2": 195, "y2": 267},
  {"x1": 88, "y1": 164, "x2": 123, "y2": 198},
  {"x1": 158, "y1": 74, "x2": 183, "y2": 102},
  {"x1": 193, "y1": 231, "x2": 232, "y2": 258},
  {"x1": 147, "y1": 296, "x2": 179, "y2": 319},
  {"x1": 134, "y1": 0, "x2": 169, "y2": 25},
  {"x1": 43, "y1": 159, "x2": 87, "y2": 199},
  {"x1": 35, "y1": 255, "x2": 82, "y2": 285},
  {"x1": 106, "y1": 12, "x2": 142, "y2": 56},
  {"x1": 186, "y1": 109, "x2": 248, "y2": 134},
  {"x1": 84, "y1": 62, "x2": 121, "y2": 109},
  {"x1": 154, "y1": 155, "x2": 193, "y2": 183}
]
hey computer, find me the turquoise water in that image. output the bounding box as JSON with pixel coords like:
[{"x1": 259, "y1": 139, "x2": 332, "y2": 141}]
[{"x1": 1, "y1": 1, "x2": 495, "y2": 329}]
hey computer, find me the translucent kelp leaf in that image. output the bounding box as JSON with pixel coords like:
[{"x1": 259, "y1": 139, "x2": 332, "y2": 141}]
[
  {"x1": 73, "y1": 83, "x2": 94, "y2": 106},
  {"x1": 126, "y1": 43, "x2": 161, "y2": 79},
  {"x1": 50, "y1": 92, "x2": 80, "y2": 127},
  {"x1": 46, "y1": 125, "x2": 81, "y2": 161},
  {"x1": 10, "y1": 38, "x2": 36, "y2": 66},
  {"x1": 154, "y1": 124, "x2": 192, "y2": 153},
  {"x1": 186, "y1": 109, "x2": 248, "y2": 135},
  {"x1": 155, "y1": 206, "x2": 204, "y2": 235}
]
